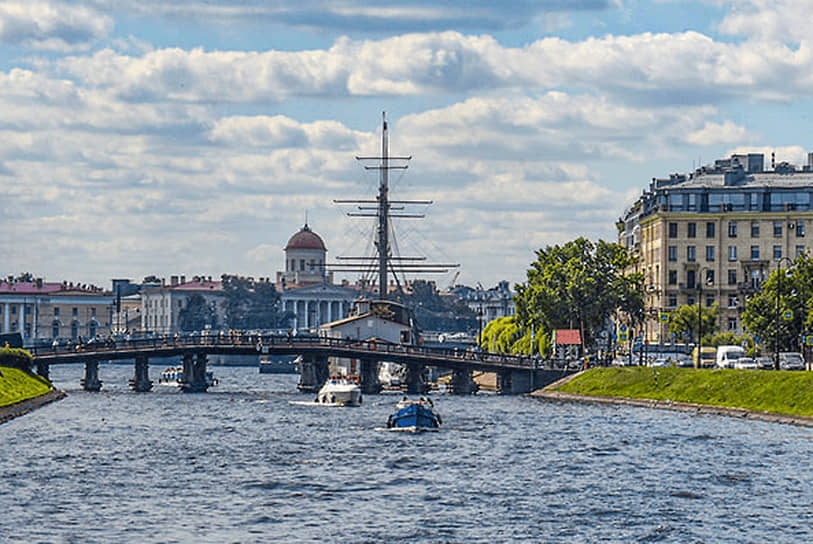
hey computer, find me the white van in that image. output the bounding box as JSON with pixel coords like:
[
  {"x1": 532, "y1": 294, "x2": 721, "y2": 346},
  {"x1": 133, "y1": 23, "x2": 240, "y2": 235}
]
[{"x1": 716, "y1": 345, "x2": 746, "y2": 368}]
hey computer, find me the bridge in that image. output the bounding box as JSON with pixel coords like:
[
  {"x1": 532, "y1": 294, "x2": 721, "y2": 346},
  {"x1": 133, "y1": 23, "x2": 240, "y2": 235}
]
[{"x1": 28, "y1": 333, "x2": 574, "y2": 395}]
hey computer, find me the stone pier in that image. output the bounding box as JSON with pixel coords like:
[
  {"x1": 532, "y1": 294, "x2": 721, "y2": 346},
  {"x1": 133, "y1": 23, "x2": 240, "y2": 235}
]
[
  {"x1": 180, "y1": 352, "x2": 209, "y2": 392},
  {"x1": 129, "y1": 355, "x2": 152, "y2": 392},
  {"x1": 404, "y1": 364, "x2": 428, "y2": 395},
  {"x1": 359, "y1": 359, "x2": 381, "y2": 394},
  {"x1": 80, "y1": 360, "x2": 102, "y2": 391},
  {"x1": 448, "y1": 368, "x2": 479, "y2": 395},
  {"x1": 297, "y1": 355, "x2": 329, "y2": 393}
]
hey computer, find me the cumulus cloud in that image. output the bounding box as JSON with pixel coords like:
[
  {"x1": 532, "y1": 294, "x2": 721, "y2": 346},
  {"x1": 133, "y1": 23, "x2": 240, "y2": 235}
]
[
  {"x1": 44, "y1": 30, "x2": 813, "y2": 106},
  {"x1": 0, "y1": 1, "x2": 111, "y2": 51},
  {"x1": 685, "y1": 120, "x2": 753, "y2": 146}
]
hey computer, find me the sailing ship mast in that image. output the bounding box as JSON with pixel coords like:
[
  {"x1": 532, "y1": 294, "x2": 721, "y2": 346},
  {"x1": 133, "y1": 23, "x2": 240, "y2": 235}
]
[{"x1": 330, "y1": 112, "x2": 458, "y2": 299}]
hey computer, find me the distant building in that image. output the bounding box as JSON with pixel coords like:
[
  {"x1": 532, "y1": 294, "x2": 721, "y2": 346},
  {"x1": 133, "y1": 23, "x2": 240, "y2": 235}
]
[
  {"x1": 277, "y1": 224, "x2": 360, "y2": 330},
  {"x1": 0, "y1": 278, "x2": 114, "y2": 343},
  {"x1": 618, "y1": 151, "x2": 813, "y2": 341},
  {"x1": 451, "y1": 281, "x2": 516, "y2": 323},
  {"x1": 140, "y1": 277, "x2": 224, "y2": 334}
]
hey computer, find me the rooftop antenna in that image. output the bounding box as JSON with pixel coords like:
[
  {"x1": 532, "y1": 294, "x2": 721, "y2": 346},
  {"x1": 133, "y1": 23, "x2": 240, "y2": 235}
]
[{"x1": 330, "y1": 111, "x2": 458, "y2": 299}]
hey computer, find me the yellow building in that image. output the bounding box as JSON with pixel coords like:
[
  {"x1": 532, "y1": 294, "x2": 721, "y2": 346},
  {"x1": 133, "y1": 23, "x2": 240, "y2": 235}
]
[{"x1": 619, "y1": 152, "x2": 813, "y2": 343}]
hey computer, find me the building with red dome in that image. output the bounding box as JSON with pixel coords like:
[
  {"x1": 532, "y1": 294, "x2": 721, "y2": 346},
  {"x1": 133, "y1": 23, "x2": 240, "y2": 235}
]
[{"x1": 277, "y1": 223, "x2": 331, "y2": 288}]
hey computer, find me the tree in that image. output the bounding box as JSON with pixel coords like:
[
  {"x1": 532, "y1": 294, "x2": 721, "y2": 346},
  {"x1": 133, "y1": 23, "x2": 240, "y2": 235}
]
[
  {"x1": 742, "y1": 253, "x2": 813, "y2": 354},
  {"x1": 394, "y1": 280, "x2": 477, "y2": 333},
  {"x1": 668, "y1": 303, "x2": 720, "y2": 344},
  {"x1": 514, "y1": 237, "x2": 643, "y2": 351},
  {"x1": 480, "y1": 315, "x2": 553, "y2": 356},
  {"x1": 221, "y1": 275, "x2": 289, "y2": 330},
  {"x1": 177, "y1": 294, "x2": 218, "y2": 331}
]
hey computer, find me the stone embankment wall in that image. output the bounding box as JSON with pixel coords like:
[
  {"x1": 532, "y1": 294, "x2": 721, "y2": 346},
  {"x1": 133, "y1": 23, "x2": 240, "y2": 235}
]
[{"x1": 0, "y1": 390, "x2": 66, "y2": 425}]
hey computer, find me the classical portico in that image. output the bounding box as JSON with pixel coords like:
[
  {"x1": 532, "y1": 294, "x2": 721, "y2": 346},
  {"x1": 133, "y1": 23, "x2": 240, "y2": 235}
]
[{"x1": 281, "y1": 283, "x2": 358, "y2": 329}]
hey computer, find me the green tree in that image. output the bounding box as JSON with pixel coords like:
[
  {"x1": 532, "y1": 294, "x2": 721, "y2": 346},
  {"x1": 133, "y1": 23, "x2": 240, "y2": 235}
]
[
  {"x1": 668, "y1": 303, "x2": 719, "y2": 344},
  {"x1": 394, "y1": 280, "x2": 477, "y2": 333},
  {"x1": 742, "y1": 253, "x2": 813, "y2": 353},
  {"x1": 514, "y1": 237, "x2": 643, "y2": 351},
  {"x1": 177, "y1": 294, "x2": 218, "y2": 331},
  {"x1": 221, "y1": 275, "x2": 288, "y2": 330}
]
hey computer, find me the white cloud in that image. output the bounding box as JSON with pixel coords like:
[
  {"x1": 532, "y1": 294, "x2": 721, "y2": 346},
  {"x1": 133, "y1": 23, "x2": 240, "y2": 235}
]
[
  {"x1": 0, "y1": 1, "x2": 111, "y2": 51},
  {"x1": 685, "y1": 120, "x2": 753, "y2": 146}
]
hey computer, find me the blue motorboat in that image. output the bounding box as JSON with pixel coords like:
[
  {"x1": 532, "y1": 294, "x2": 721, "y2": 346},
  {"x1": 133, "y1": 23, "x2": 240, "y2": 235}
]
[{"x1": 386, "y1": 397, "x2": 441, "y2": 431}]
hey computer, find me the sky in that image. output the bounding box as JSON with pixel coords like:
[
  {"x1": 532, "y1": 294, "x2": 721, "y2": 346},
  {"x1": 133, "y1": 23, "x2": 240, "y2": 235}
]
[{"x1": 2, "y1": 0, "x2": 813, "y2": 291}]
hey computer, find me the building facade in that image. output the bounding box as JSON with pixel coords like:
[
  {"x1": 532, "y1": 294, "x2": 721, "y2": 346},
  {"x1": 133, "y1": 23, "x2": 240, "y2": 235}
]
[
  {"x1": 619, "y1": 152, "x2": 813, "y2": 342},
  {"x1": 140, "y1": 278, "x2": 225, "y2": 334},
  {"x1": 0, "y1": 279, "x2": 114, "y2": 343}
]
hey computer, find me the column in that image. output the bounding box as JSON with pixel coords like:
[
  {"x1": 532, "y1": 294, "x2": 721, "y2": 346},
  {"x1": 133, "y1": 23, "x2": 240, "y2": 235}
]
[
  {"x1": 404, "y1": 364, "x2": 428, "y2": 395},
  {"x1": 32, "y1": 302, "x2": 38, "y2": 340},
  {"x1": 18, "y1": 303, "x2": 24, "y2": 338},
  {"x1": 2, "y1": 303, "x2": 8, "y2": 333},
  {"x1": 449, "y1": 368, "x2": 479, "y2": 395}
]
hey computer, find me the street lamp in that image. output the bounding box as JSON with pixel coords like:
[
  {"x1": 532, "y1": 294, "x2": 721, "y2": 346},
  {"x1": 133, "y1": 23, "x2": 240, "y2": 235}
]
[
  {"x1": 697, "y1": 268, "x2": 713, "y2": 367},
  {"x1": 775, "y1": 256, "x2": 794, "y2": 370}
]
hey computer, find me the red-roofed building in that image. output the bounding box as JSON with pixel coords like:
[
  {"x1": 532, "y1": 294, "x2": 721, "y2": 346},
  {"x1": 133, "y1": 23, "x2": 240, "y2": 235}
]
[
  {"x1": 0, "y1": 278, "x2": 114, "y2": 342},
  {"x1": 553, "y1": 329, "x2": 582, "y2": 345}
]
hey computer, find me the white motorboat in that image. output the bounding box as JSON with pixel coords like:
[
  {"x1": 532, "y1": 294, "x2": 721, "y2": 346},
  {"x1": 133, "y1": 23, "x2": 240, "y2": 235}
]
[
  {"x1": 157, "y1": 366, "x2": 218, "y2": 388},
  {"x1": 316, "y1": 377, "x2": 362, "y2": 406}
]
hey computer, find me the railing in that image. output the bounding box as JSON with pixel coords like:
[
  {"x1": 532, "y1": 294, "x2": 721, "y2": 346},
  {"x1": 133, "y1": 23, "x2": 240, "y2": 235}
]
[{"x1": 29, "y1": 332, "x2": 540, "y2": 370}]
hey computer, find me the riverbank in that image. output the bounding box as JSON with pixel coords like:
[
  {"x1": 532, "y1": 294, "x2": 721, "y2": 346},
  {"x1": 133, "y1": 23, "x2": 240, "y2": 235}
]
[
  {"x1": 0, "y1": 361, "x2": 65, "y2": 424},
  {"x1": 533, "y1": 367, "x2": 813, "y2": 427}
]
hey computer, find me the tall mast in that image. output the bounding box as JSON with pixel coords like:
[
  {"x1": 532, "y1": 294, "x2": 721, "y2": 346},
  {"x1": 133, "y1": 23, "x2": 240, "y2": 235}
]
[
  {"x1": 378, "y1": 112, "x2": 389, "y2": 300},
  {"x1": 330, "y1": 111, "x2": 458, "y2": 298}
]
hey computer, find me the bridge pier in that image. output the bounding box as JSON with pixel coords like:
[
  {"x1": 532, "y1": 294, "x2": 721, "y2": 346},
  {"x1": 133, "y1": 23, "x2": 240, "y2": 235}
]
[
  {"x1": 297, "y1": 355, "x2": 329, "y2": 393},
  {"x1": 404, "y1": 364, "x2": 428, "y2": 395},
  {"x1": 359, "y1": 359, "x2": 381, "y2": 394},
  {"x1": 129, "y1": 355, "x2": 153, "y2": 392},
  {"x1": 448, "y1": 368, "x2": 479, "y2": 395},
  {"x1": 35, "y1": 360, "x2": 49, "y2": 381},
  {"x1": 80, "y1": 360, "x2": 102, "y2": 392},
  {"x1": 180, "y1": 352, "x2": 209, "y2": 392}
]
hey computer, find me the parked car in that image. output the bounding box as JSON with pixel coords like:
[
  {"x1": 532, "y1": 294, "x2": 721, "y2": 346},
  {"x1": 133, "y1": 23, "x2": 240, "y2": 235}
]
[
  {"x1": 779, "y1": 352, "x2": 805, "y2": 371},
  {"x1": 651, "y1": 357, "x2": 671, "y2": 367},
  {"x1": 733, "y1": 357, "x2": 758, "y2": 370},
  {"x1": 755, "y1": 356, "x2": 775, "y2": 370}
]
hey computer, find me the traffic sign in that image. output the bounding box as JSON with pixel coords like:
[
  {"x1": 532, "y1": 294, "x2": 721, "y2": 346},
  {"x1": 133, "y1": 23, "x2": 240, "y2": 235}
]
[
  {"x1": 806, "y1": 335, "x2": 813, "y2": 346},
  {"x1": 659, "y1": 312, "x2": 670, "y2": 323},
  {"x1": 620, "y1": 325, "x2": 628, "y2": 332},
  {"x1": 783, "y1": 310, "x2": 794, "y2": 321},
  {"x1": 618, "y1": 332, "x2": 629, "y2": 343}
]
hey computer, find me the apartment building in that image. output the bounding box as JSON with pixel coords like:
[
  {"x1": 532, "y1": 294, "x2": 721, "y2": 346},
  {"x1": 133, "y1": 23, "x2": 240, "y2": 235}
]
[{"x1": 619, "y1": 152, "x2": 813, "y2": 342}]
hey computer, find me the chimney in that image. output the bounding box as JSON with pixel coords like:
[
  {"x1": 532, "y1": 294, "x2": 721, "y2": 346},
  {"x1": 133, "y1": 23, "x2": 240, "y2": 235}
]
[
  {"x1": 772, "y1": 151, "x2": 776, "y2": 170},
  {"x1": 180, "y1": 275, "x2": 186, "y2": 284},
  {"x1": 170, "y1": 275, "x2": 179, "y2": 286}
]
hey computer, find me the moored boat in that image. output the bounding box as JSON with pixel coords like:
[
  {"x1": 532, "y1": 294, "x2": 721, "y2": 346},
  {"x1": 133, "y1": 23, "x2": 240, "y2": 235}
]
[
  {"x1": 316, "y1": 376, "x2": 362, "y2": 406},
  {"x1": 157, "y1": 366, "x2": 218, "y2": 388},
  {"x1": 386, "y1": 396, "x2": 441, "y2": 431}
]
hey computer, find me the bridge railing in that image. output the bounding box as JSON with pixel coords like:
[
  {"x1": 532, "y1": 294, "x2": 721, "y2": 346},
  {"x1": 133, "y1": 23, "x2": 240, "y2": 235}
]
[{"x1": 29, "y1": 332, "x2": 538, "y2": 369}]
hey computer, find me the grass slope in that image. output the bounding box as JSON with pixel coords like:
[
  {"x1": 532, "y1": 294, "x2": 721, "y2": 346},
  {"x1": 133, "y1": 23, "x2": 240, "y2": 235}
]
[
  {"x1": 556, "y1": 367, "x2": 813, "y2": 417},
  {"x1": 0, "y1": 366, "x2": 53, "y2": 407}
]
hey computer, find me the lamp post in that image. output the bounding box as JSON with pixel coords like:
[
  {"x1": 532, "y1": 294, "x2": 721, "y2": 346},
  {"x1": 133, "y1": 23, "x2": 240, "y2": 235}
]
[
  {"x1": 696, "y1": 268, "x2": 713, "y2": 368},
  {"x1": 775, "y1": 256, "x2": 794, "y2": 371}
]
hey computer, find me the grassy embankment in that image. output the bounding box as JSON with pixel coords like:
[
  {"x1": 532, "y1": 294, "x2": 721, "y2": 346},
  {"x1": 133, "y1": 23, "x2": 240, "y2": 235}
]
[
  {"x1": 0, "y1": 347, "x2": 52, "y2": 408},
  {"x1": 555, "y1": 367, "x2": 813, "y2": 417}
]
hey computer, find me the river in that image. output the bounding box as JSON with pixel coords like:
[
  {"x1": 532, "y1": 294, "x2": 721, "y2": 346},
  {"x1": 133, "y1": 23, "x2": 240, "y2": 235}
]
[{"x1": 2, "y1": 364, "x2": 813, "y2": 543}]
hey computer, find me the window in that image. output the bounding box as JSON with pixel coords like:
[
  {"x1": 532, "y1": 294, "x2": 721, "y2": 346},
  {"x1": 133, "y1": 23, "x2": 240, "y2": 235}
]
[
  {"x1": 728, "y1": 221, "x2": 737, "y2": 237},
  {"x1": 668, "y1": 222, "x2": 678, "y2": 238},
  {"x1": 797, "y1": 245, "x2": 806, "y2": 257},
  {"x1": 728, "y1": 246, "x2": 737, "y2": 261},
  {"x1": 774, "y1": 221, "x2": 783, "y2": 237},
  {"x1": 72, "y1": 307, "x2": 78, "y2": 316},
  {"x1": 54, "y1": 307, "x2": 60, "y2": 317},
  {"x1": 728, "y1": 318, "x2": 737, "y2": 331},
  {"x1": 668, "y1": 246, "x2": 677, "y2": 261},
  {"x1": 687, "y1": 222, "x2": 696, "y2": 238},
  {"x1": 688, "y1": 295, "x2": 696, "y2": 305},
  {"x1": 300, "y1": 259, "x2": 305, "y2": 271},
  {"x1": 668, "y1": 270, "x2": 677, "y2": 285},
  {"x1": 751, "y1": 246, "x2": 760, "y2": 260},
  {"x1": 751, "y1": 221, "x2": 760, "y2": 237},
  {"x1": 705, "y1": 270, "x2": 715, "y2": 286},
  {"x1": 797, "y1": 221, "x2": 806, "y2": 236},
  {"x1": 728, "y1": 295, "x2": 738, "y2": 308},
  {"x1": 706, "y1": 295, "x2": 714, "y2": 307},
  {"x1": 91, "y1": 308, "x2": 96, "y2": 317},
  {"x1": 24, "y1": 305, "x2": 31, "y2": 315},
  {"x1": 706, "y1": 222, "x2": 715, "y2": 238},
  {"x1": 687, "y1": 270, "x2": 696, "y2": 289},
  {"x1": 52, "y1": 323, "x2": 59, "y2": 338},
  {"x1": 706, "y1": 246, "x2": 715, "y2": 261},
  {"x1": 773, "y1": 245, "x2": 782, "y2": 260},
  {"x1": 687, "y1": 246, "x2": 696, "y2": 262},
  {"x1": 668, "y1": 295, "x2": 677, "y2": 307},
  {"x1": 10, "y1": 306, "x2": 16, "y2": 315},
  {"x1": 728, "y1": 269, "x2": 737, "y2": 285}
]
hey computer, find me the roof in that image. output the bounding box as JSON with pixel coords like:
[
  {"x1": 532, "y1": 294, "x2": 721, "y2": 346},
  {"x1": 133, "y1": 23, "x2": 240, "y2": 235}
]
[
  {"x1": 0, "y1": 281, "x2": 106, "y2": 295},
  {"x1": 553, "y1": 329, "x2": 581, "y2": 345},
  {"x1": 285, "y1": 223, "x2": 326, "y2": 251},
  {"x1": 172, "y1": 280, "x2": 222, "y2": 291}
]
